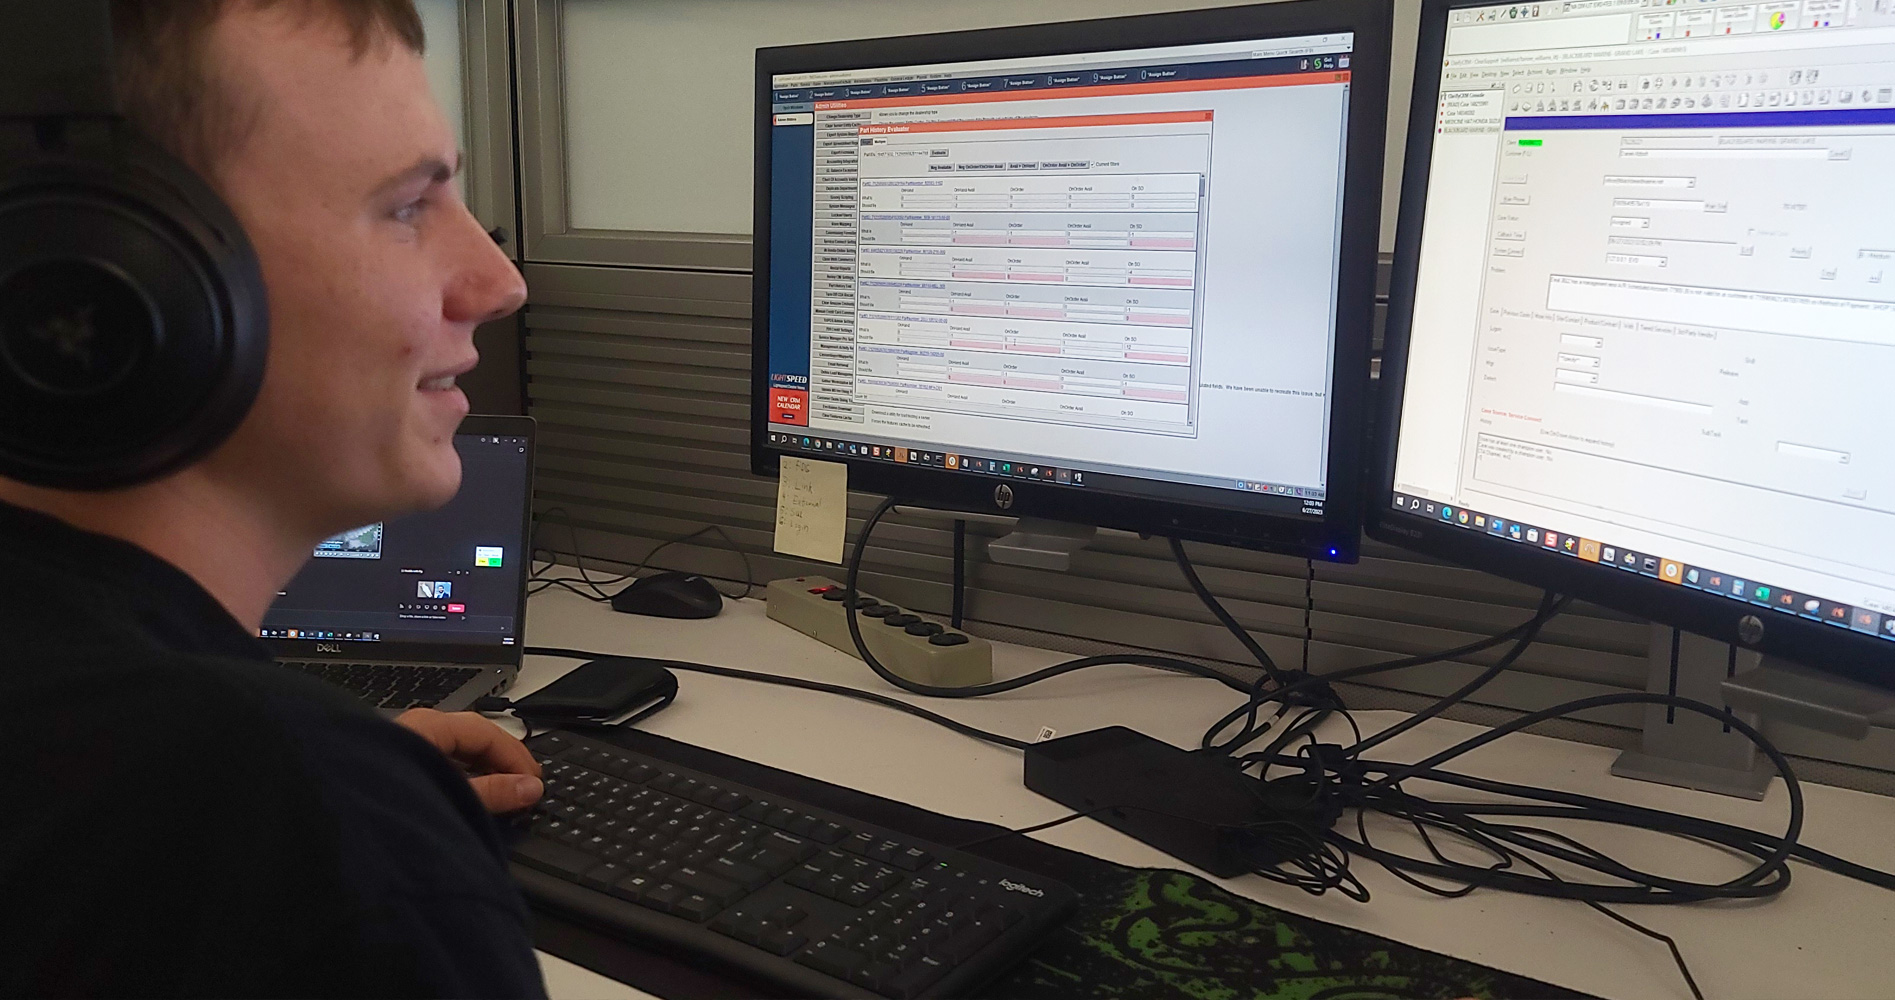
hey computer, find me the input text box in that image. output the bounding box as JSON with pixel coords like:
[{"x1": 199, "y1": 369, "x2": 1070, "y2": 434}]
[
  {"x1": 1620, "y1": 147, "x2": 1832, "y2": 160},
  {"x1": 1554, "y1": 368, "x2": 1600, "y2": 385},
  {"x1": 1560, "y1": 332, "x2": 1605, "y2": 350},
  {"x1": 1603, "y1": 175, "x2": 1697, "y2": 188},
  {"x1": 1557, "y1": 352, "x2": 1601, "y2": 368},
  {"x1": 1778, "y1": 441, "x2": 1850, "y2": 464},
  {"x1": 1606, "y1": 253, "x2": 1667, "y2": 268},
  {"x1": 1553, "y1": 381, "x2": 1712, "y2": 413},
  {"x1": 1610, "y1": 216, "x2": 1651, "y2": 229},
  {"x1": 1612, "y1": 197, "x2": 1705, "y2": 211},
  {"x1": 1546, "y1": 274, "x2": 1895, "y2": 346}
]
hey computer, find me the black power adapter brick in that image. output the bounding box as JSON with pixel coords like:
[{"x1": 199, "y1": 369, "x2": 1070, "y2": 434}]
[{"x1": 1023, "y1": 726, "x2": 1338, "y2": 877}]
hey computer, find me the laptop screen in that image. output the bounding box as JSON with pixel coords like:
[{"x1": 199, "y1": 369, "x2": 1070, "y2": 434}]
[{"x1": 260, "y1": 428, "x2": 532, "y2": 650}]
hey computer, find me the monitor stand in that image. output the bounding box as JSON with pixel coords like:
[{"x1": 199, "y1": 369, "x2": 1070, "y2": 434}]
[
  {"x1": 986, "y1": 518, "x2": 1097, "y2": 572},
  {"x1": 1610, "y1": 623, "x2": 1895, "y2": 799}
]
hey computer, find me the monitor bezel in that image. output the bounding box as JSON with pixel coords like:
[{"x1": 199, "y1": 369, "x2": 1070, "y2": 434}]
[
  {"x1": 751, "y1": 0, "x2": 1393, "y2": 561},
  {"x1": 262, "y1": 414, "x2": 537, "y2": 666},
  {"x1": 1369, "y1": 0, "x2": 1895, "y2": 687}
]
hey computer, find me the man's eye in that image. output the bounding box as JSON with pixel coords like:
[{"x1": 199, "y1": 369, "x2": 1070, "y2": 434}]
[{"x1": 393, "y1": 199, "x2": 426, "y2": 224}]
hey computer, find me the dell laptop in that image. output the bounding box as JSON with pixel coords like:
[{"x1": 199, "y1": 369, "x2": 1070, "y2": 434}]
[{"x1": 261, "y1": 414, "x2": 536, "y2": 713}]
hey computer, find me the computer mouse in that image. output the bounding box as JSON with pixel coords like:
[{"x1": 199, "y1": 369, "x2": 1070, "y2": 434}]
[{"x1": 610, "y1": 571, "x2": 725, "y2": 619}]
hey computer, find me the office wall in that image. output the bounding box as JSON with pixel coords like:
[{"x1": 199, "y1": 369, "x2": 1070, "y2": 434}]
[
  {"x1": 558, "y1": 0, "x2": 1417, "y2": 253},
  {"x1": 513, "y1": 0, "x2": 1895, "y2": 789}
]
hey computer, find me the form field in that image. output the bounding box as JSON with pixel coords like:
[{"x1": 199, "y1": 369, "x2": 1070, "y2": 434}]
[{"x1": 1547, "y1": 274, "x2": 1895, "y2": 346}]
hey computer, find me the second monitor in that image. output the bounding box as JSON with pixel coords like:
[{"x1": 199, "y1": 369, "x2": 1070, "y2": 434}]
[{"x1": 752, "y1": 0, "x2": 1393, "y2": 562}]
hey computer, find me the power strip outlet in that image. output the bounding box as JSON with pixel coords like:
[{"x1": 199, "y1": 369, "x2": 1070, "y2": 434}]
[{"x1": 765, "y1": 575, "x2": 993, "y2": 688}]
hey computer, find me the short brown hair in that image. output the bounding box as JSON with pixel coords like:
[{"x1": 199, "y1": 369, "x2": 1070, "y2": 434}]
[{"x1": 110, "y1": 0, "x2": 426, "y2": 176}]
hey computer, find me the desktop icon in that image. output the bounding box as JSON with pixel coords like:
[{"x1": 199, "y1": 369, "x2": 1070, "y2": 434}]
[
  {"x1": 1458, "y1": 510, "x2": 1471, "y2": 525},
  {"x1": 1684, "y1": 567, "x2": 1701, "y2": 587},
  {"x1": 1730, "y1": 578, "x2": 1749, "y2": 598},
  {"x1": 1473, "y1": 514, "x2": 1487, "y2": 529},
  {"x1": 1526, "y1": 527, "x2": 1540, "y2": 543},
  {"x1": 1600, "y1": 545, "x2": 1617, "y2": 564},
  {"x1": 1508, "y1": 523, "x2": 1524, "y2": 541},
  {"x1": 1441, "y1": 505, "x2": 1455, "y2": 521},
  {"x1": 1804, "y1": 598, "x2": 1823, "y2": 615},
  {"x1": 894, "y1": 447, "x2": 909, "y2": 463},
  {"x1": 946, "y1": 454, "x2": 960, "y2": 470},
  {"x1": 1488, "y1": 518, "x2": 1508, "y2": 536},
  {"x1": 1542, "y1": 531, "x2": 1560, "y2": 549},
  {"x1": 1658, "y1": 559, "x2": 1683, "y2": 583},
  {"x1": 1561, "y1": 535, "x2": 1579, "y2": 555},
  {"x1": 1751, "y1": 584, "x2": 1773, "y2": 604},
  {"x1": 1579, "y1": 539, "x2": 1602, "y2": 562}
]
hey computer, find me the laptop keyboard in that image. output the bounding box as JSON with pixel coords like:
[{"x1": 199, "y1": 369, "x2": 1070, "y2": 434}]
[{"x1": 282, "y1": 660, "x2": 483, "y2": 711}]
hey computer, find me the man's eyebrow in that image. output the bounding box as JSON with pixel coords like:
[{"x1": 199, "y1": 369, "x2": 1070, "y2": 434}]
[{"x1": 372, "y1": 152, "x2": 463, "y2": 198}]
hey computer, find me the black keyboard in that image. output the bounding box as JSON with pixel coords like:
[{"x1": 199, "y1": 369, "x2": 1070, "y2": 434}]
[
  {"x1": 512, "y1": 730, "x2": 1078, "y2": 999},
  {"x1": 281, "y1": 660, "x2": 482, "y2": 711}
]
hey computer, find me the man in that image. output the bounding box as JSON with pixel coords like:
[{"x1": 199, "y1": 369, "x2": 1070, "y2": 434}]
[{"x1": 0, "y1": 1, "x2": 545, "y2": 995}]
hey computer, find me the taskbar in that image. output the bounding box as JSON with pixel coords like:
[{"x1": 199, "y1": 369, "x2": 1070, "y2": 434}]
[
  {"x1": 769, "y1": 430, "x2": 1324, "y2": 502},
  {"x1": 260, "y1": 628, "x2": 381, "y2": 641},
  {"x1": 1393, "y1": 492, "x2": 1895, "y2": 644}
]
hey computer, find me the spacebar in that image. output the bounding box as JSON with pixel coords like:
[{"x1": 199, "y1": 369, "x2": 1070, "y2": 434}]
[{"x1": 513, "y1": 837, "x2": 597, "y2": 878}]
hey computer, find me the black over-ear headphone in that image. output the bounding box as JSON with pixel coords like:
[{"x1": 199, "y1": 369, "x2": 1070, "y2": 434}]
[{"x1": 0, "y1": 1, "x2": 268, "y2": 490}]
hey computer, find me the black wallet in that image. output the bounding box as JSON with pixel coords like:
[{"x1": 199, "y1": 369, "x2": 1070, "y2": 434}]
[{"x1": 511, "y1": 657, "x2": 679, "y2": 727}]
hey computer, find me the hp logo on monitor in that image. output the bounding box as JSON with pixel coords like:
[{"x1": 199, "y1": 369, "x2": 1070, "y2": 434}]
[{"x1": 994, "y1": 484, "x2": 1014, "y2": 510}]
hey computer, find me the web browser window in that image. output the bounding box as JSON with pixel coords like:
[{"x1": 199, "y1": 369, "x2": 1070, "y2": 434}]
[
  {"x1": 764, "y1": 33, "x2": 1358, "y2": 511},
  {"x1": 1393, "y1": 0, "x2": 1895, "y2": 637}
]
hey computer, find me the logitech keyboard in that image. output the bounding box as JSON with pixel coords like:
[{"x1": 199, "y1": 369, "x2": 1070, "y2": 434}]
[
  {"x1": 511, "y1": 730, "x2": 1078, "y2": 999},
  {"x1": 280, "y1": 660, "x2": 481, "y2": 711}
]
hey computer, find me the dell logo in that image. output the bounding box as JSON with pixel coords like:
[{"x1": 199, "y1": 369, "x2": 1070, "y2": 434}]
[
  {"x1": 316, "y1": 642, "x2": 342, "y2": 654},
  {"x1": 994, "y1": 484, "x2": 1014, "y2": 510},
  {"x1": 998, "y1": 878, "x2": 1044, "y2": 897}
]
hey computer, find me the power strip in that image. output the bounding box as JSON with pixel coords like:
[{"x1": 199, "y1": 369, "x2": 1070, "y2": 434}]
[{"x1": 765, "y1": 575, "x2": 994, "y2": 687}]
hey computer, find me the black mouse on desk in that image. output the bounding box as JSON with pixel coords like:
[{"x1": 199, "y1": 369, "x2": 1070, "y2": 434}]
[{"x1": 610, "y1": 571, "x2": 725, "y2": 619}]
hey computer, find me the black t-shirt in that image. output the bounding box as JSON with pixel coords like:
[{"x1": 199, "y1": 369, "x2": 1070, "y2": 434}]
[{"x1": 0, "y1": 501, "x2": 547, "y2": 998}]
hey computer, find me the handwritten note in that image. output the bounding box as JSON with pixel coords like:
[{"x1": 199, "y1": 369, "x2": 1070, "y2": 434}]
[{"x1": 774, "y1": 456, "x2": 847, "y2": 563}]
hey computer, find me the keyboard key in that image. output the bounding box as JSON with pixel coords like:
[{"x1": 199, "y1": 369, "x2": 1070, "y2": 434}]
[
  {"x1": 813, "y1": 822, "x2": 849, "y2": 845},
  {"x1": 672, "y1": 892, "x2": 722, "y2": 923},
  {"x1": 842, "y1": 832, "x2": 876, "y2": 854},
  {"x1": 888, "y1": 955, "x2": 951, "y2": 999},
  {"x1": 738, "y1": 800, "x2": 774, "y2": 822},
  {"x1": 513, "y1": 838, "x2": 595, "y2": 877},
  {"x1": 797, "y1": 941, "x2": 865, "y2": 979},
  {"x1": 641, "y1": 882, "x2": 685, "y2": 912},
  {"x1": 711, "y1": 791, "x2": 751, "y2": 813},
  {"x1": 785, "y1": 813, "x2": 819, "y2": 836},
  {"x1": 708, "y1": 856, "x2": 772, "y2": 890},
  {"x1": 758, "y1": 927, "x2": 807, "y2": 957},
  {"x1": 893, "y1": 847, "x2": 934, "y2": 871},
  {"x1": 668, "y1": 866, "x2": 742, "y2": 906},
  {"x1": 868, "y1": 839, "x2": 902, "y2": 863}
]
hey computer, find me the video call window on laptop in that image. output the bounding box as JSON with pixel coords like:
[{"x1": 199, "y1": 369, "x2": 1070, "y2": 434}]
[{"x1": 261, "y1": 414, "x2": 536, "y2": 712}]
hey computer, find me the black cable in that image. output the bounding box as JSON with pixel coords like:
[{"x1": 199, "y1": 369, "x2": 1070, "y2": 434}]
[
  {"x1": 524, "y1": 645, "x2": 1031, "y2": 750},
  {"x1": 1201, "y1": 592, "x2": 1568, "y2": 754},
  {"x1": 1340, "y1": 592, "x2": 1571, "y2": 760},
  {"x1": 951, "y1": 519, "x2": 967, "y2": 631},
  {"x1": 1166, "y1": 536, "x2": 1289, "y2": 682},
  {"x1": 841, "y1": 498, "x2": 1257, "y2": 699},
  {"x1": 530, "y1": 510, "x2": 756, "y2": 601}
]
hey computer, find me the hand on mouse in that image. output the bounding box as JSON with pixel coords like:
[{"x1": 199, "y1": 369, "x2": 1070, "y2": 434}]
[{"x1": 396, "y1": 708, "x2": 545, "y2": 814}]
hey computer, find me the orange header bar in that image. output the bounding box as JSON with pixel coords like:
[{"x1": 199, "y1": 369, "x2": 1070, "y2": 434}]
[
  {"x1": 860, "y1": 110, "x2": 1212, "y2": 136},
  {"x1": 814, "y1": 71, "x2": 1349, "y2": 111}
]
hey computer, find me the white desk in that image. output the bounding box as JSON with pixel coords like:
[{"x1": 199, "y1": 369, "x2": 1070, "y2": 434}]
[{"x1": 518, "y1": 587, "x2": 1895, "y2": 1000}]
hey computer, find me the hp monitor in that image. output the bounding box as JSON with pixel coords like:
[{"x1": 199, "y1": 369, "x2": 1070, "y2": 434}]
[
  {"x1": 1375, "y1": 0, "x2": 1895, "y2": 684},
  {"x1": 753, "y1": 0, "x2": 1392, "y2": 560}
]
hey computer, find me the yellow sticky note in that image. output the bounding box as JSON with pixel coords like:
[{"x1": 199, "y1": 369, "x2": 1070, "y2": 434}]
[{"x1": 774, "y1": 456, "x2": 848, "y2": 564}]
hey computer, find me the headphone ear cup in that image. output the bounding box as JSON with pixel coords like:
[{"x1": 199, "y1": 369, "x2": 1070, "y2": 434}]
[{"x1": 0, "y1": 122, "x2": 268, "y2": 490}]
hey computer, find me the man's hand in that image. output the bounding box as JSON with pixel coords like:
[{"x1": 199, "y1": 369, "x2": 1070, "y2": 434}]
[{"x1": 396, "y1": 708, "x2": 544, "y2": 814}]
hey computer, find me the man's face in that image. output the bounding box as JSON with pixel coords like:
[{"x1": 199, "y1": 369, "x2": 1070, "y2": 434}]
[{"x1": 203, "y1": 7, "x2": 526, "y2": 535}]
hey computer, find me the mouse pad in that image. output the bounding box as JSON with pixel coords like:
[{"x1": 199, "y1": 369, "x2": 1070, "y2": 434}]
[{"x1": 528, "y1": 728, "x2": 1586, "y2": 1000}]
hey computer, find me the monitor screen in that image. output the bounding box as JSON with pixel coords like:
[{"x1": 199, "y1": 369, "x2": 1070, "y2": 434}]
[
  {"x1": 260, "y1": 431, "x2": 533, "y2": 649},
  {"x1": 755, "y1": 4, "x2": 1389, "y2": 556},
  {"x1": 1382, "y1": 0, "x2": 1895, "y2": 658}
]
